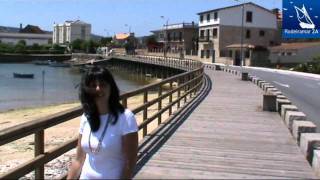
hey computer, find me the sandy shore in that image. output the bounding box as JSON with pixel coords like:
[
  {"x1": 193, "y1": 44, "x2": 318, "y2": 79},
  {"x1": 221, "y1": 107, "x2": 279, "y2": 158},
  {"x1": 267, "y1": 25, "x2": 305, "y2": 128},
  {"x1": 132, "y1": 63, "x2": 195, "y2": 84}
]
[{"x1": 0, "y1": 90, "x2": 183, "y2": 177}]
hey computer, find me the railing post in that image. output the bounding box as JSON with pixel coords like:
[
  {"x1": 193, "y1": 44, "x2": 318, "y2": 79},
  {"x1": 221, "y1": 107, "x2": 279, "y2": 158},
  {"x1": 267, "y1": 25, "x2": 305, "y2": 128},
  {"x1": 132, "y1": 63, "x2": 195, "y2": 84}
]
[
  {"x1": 35, "y1": 130, "x2": 44, "y2": 179},
  {"x1": 158, "y1": 85, "x2": 162, "y2": 125},
  {"x1": 177, "y1": 79, "x2": 181, "y2": 109},
  {"x1": 189, "y1": 74, "x2": 193, "y2": 98},
  {"x1": 143, "y1": 91, "x2": 148, "y2": 137},
  {"x1": 122, "y1": 98, "x2": 128, "y2": 108},
  {"x1": 184, "y1": 76, "x2": 187, "y2": 103},
  {"x1": 169, "y1": 82, "x2": 173, "y2": 115}
]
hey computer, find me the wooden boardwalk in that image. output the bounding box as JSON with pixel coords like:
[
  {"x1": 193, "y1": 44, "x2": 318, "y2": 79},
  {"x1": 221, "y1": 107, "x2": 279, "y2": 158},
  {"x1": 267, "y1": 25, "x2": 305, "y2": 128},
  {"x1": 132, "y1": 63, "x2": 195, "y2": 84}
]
[{"x1": 134, "y1": 70, "x2": 316, "y2": 179}]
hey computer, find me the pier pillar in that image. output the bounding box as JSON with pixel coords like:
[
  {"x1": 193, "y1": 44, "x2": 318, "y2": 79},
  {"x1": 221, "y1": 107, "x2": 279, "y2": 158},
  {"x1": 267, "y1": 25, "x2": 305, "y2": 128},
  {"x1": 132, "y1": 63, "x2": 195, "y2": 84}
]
[
  {"x1": 281, "y1": 104, "x2": 298, "y2": 120},
  {"x1": 263, "y1": 93, "x2": 277, "y2": 112},
  {"x1": 300, "y1": 133, "x2": 320, "y2": 163},
  {"x1": 285, "y1": 111, "x2": 307, "y2": 131},
  {"x1": 292, "y1": 120, "x2": 316, "y2": 145},
  {"x1": 241, "y1": 72, "x2": 249, "y2": 81}
]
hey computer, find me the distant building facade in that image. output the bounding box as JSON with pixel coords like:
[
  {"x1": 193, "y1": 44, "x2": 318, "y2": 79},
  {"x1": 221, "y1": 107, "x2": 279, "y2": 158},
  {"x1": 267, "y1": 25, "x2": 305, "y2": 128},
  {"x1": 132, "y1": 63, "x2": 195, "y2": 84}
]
[
  {"x1": 151, "y1": 22, "x2": 198, "y2": 55},
  {"x1": 0, "y1": 24, "x2": 51, "y2": 45},
  {"x1": 53, "y1": 20, "x2": 91, "y2": 45},
  {"x1": 197, "y1": 2, "x2": 279, "y2": 66},
  {"x1": 269, "y1": 42, "x2": 320, "y2": 64}
]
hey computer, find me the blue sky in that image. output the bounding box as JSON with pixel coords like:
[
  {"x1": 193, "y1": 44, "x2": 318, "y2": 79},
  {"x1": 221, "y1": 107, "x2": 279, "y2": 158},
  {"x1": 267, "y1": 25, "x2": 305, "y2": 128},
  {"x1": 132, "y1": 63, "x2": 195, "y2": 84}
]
[{"x1": 0, "y1": 0, "x2": 281, "y2": 37}]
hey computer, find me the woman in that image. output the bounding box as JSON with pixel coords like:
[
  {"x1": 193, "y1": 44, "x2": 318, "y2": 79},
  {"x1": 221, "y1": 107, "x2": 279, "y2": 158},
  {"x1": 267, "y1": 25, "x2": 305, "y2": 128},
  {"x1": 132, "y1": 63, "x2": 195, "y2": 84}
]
[{"x1": 67, "y1": 66, "x2": 138, "y2": 179}]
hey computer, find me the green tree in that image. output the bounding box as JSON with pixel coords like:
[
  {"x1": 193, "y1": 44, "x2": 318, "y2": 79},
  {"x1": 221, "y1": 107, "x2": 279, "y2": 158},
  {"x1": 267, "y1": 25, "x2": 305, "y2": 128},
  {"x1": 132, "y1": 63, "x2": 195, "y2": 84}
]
[
  {"x1": 100, "y1": 37, "x2": 112, "y2": 46},
  {"x1": 72, "y1": 39, "x2": 85, "y2": 51},
  {"x1": 14, "y1": 40, "x2": 27, "y2": 53}
]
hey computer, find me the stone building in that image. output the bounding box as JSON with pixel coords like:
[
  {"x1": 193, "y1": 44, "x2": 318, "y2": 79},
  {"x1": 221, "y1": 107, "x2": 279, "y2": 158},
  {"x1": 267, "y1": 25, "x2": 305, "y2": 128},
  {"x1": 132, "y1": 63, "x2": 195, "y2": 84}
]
[
  {"x1": 151, "y1": 22, "x2": 198, "y2": 56},
  {"x1": 197, "y1": 2, "x2": 279, "y2": 66}
]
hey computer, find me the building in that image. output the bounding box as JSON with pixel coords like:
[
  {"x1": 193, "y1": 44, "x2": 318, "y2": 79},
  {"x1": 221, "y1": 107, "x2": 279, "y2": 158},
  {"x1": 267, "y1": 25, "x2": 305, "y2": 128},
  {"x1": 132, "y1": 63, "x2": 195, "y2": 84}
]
[
  {"x1": 53, "y1": 20, "x2": 91, "y2": 45},
  {"x1": 197, "y1": 2, "x2": 279, "y2": 66},
  {"x1": 269, "y1": 42, "x2": 320, "y2": 64},
  {"x1": 0, "y1": 24, "x2": 51, "y2": 45},
  {"x1": 113, "y1": 33, "x2": 134, "y2": 44},
  {"x1": 151, "y1": 22, "x2": 198, "y2": 55}
]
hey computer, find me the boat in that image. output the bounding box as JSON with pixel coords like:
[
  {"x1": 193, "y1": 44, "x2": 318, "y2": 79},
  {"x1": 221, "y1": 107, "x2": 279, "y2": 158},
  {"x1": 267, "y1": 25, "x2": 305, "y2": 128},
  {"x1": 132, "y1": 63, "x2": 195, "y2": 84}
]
[
  {"x1": 32, "y1": 60, "x2": 51, "y2": 65},
  {"x1": 49, "y1": 61, "x2": 71, "y2": 67},
  {"x1": 13, "y1": 73, "x2": 34, "y2": 79},
  {"x1": 294, "y1": 5, "x2": 315, "y2": 29}
]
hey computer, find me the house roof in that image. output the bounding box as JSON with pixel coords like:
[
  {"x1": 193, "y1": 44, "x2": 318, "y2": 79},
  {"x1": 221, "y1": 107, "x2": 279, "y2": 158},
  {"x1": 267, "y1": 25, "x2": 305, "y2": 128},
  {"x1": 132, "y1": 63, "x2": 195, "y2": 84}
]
[
  {"x1": 270, "y1": 42, "x2": 320, "y2": 51},
  {"x1": 19, "y1": 25, "x2": 45, "y2": 34},
  {"x1": 151, "y1": 22, "x2": 198, "y2": 33},
  {"x1": 197, "y1": 2, "x2": 274, "y2": 15},
  {"x1": 115, "y1": 33, "x2": 130, "y2": 40}
]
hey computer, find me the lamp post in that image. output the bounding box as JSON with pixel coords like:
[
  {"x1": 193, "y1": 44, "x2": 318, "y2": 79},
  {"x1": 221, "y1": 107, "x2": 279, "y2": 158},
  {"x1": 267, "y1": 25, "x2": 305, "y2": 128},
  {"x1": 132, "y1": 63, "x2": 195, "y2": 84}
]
[
  {"x1": 160, "y1": 16, "x2": 169, "y2": 57},
  {"x1": 124, "y1": 24, "x2": 131, "y2": 33}
]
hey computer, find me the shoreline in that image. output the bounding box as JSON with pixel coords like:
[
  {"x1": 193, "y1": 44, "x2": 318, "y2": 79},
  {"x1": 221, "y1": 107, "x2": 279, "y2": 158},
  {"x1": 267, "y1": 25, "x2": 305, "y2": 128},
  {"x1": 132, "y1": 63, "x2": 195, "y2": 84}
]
[{"x1": 0, "y1": 90, "x2": 177, "y2": 178}]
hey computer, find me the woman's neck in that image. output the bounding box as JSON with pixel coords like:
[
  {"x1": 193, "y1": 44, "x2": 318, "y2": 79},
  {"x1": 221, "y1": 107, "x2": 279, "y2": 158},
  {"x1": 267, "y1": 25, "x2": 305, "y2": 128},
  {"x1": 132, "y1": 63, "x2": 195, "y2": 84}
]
[{"x1": 96, "y1": 101, "x2": 109, "y2": 115}]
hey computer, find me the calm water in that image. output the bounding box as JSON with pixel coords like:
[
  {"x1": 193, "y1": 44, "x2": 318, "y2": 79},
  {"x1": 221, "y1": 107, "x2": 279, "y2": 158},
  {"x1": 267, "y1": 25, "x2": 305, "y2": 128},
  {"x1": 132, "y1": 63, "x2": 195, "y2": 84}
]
[{"x1": 0, "y1": 63, "x2": 157, "y2": 112}]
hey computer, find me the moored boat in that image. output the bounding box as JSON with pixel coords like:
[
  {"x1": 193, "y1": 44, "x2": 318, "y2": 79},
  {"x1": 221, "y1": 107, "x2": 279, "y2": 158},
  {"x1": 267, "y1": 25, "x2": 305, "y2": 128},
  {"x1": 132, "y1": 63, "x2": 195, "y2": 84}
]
[
  {"x1": 49, "y1": 61, "x2": 71, "y2": 67},
  {"x1": 13, "y1": 73, "x2": 34, "y2": 79},
  {"x1": 32, "y1": 60, "x2": 51, "y2": 65}
]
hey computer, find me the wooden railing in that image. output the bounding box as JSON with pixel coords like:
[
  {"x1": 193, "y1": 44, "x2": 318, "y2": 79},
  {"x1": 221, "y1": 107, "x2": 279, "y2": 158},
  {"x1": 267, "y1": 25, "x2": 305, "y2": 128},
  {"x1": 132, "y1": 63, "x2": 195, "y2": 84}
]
[
  {"x1": 0, "y1": 55, "x2": 204, "y2": 179},
  {"x1": 112, "y1": 54, "x2": 203, "y2": 71}
]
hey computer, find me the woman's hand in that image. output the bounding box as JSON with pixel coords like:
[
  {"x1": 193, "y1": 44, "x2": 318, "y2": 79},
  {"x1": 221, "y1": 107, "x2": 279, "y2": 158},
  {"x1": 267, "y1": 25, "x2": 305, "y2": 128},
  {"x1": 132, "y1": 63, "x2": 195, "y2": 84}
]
[
  {"x1": 67, "y1": 135, "x2": 86, "y2": 179},
  {"x1": 121, "y1": 132, "x2": 138, "y2": 179}
]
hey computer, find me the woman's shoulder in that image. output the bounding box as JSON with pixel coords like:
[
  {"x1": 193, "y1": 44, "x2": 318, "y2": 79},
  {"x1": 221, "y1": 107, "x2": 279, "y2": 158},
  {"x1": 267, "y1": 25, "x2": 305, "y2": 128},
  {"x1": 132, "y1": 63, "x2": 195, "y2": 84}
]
[{"x1": 118, "y1": 109, "x2": 135, "y2": 119}]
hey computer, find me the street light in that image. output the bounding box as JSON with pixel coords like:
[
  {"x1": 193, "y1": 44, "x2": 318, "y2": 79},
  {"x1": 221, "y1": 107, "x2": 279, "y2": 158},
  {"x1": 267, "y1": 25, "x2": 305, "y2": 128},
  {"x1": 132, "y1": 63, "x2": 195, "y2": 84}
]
[
  {"x1": 160, "y1": 16, "x2": 169, "y2": 57},
  {"x1": 124, "y1": 24, "x2": 131, "y2": 33}
]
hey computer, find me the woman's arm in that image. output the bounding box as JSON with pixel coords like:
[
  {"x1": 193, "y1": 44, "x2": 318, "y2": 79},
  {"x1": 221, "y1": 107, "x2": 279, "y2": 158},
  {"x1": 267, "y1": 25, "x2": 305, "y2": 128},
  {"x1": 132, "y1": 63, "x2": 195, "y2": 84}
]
[
  {"x1": 121, "y1": 132, "x2": 138, "y2": 179},
  {"x1": 67, "y1": 135, "x2": 86, "y2": 179}
]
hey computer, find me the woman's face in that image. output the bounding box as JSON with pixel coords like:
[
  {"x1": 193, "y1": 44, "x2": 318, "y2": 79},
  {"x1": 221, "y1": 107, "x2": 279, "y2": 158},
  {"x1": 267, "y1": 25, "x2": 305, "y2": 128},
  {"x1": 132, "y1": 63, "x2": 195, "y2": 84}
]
[{"x1": 88, "y1": 80, "x2": 111, "y2": 102}]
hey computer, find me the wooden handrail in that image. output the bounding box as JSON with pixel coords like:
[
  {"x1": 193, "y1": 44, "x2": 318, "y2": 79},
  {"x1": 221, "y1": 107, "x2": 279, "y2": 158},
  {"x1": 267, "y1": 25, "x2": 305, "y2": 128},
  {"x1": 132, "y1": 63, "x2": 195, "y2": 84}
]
[{"x1": 0, "y1": 55, "x2": 204, "y2": 179}]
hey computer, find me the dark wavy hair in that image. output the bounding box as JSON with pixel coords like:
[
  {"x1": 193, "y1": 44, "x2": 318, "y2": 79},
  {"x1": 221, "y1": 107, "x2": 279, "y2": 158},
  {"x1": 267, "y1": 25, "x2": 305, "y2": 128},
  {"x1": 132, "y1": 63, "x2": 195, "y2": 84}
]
[{"x1": 79, "y1": 66, "x2": 124, "y2": 132}]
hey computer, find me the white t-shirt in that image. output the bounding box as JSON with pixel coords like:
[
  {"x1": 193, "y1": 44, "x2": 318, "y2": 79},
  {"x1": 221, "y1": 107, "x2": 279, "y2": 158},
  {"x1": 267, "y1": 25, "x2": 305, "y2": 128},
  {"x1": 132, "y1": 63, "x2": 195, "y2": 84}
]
[{"x1": 79, "y1": 109, "x2": 138, "y2": 179}]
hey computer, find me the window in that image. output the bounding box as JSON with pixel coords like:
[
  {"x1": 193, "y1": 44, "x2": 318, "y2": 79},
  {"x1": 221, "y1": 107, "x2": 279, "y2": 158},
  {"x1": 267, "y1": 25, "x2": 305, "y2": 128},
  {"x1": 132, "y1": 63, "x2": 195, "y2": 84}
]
[
  {"x1": 259, "y1": 30, "x2": 265, "y2": 37},
  {"x1": 213, "y1": 28, "x2": 218, "y2": 38},
  {"x1": 281, "y1": 52, "x2": 285, "y2": 56},
  {"x1": 200, "y1": 15, "x2": 203, "y2": 22},
  {"x1": 220, "y1": 50, "x2": 227, "y2": 57},
  {"x1": 214, "y1": 12, "x2": 218, "y2": 20},
  {"x1": 173, "y1": 32, "x2": 176, "y2": 41},
  {"x1": 167, "y1": 32, "x2": 171, "y2": 41},
  {"x1": 229, "y1": 50, "x2": 233, "y2": 57},
  {"x1": 207, "y1": 14, "x2": 210, "y2": 21},
  {"x1": 246, "y1": 11, "x2": 253, "y2": 22},
  {"x1": 246, "y1": 30, "x2": 251, "y2": 39},
  {"x1": 200, "y1": 30, "x2": 205, "y2": 38},
  {"x1": 159, "y1": 33, "x2": 164, "y2": 39},
  {"x1": 287, "y1": 52, "x2": 292, "y2": 56},
  {"x1": 201, "y1": 50, "x2": 204, "y2": 58},
  {"x1": 179, "y1": 32, "x2": 183, "y2": 41}
]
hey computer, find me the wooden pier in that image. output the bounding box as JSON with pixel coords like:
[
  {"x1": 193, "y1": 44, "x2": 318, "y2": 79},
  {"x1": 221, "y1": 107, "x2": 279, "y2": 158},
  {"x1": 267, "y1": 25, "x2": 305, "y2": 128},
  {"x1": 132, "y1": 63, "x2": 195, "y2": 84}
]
[{"x1": 134, "y1": 69, "x2": 316, "y2": 179}]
